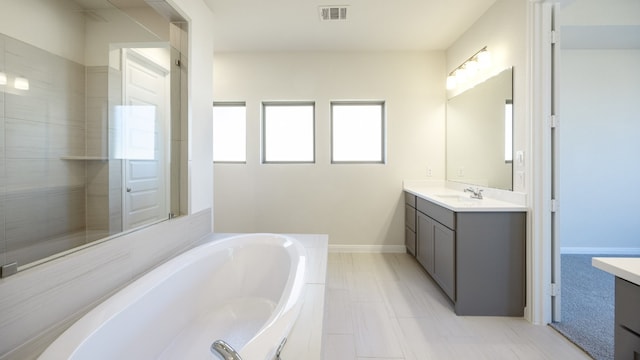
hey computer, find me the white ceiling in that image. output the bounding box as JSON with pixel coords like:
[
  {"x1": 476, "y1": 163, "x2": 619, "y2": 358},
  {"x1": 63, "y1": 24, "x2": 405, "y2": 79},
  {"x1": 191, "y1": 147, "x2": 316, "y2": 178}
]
[{"x1": 211, "y1": 0, "x2": 497, "y2": 52}]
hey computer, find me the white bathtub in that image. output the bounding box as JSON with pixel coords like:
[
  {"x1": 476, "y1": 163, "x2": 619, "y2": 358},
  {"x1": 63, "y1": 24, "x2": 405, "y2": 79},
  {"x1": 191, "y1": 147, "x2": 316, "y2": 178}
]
[{"x1": 38, "y1": 233, "x2": 307, "y2": 360}]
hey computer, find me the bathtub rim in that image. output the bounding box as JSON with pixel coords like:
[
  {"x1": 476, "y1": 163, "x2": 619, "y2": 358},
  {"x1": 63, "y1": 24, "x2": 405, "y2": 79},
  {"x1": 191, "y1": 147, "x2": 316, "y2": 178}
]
[{"x1": 37, "y1": 233, "x2": 307, "y2": 360}]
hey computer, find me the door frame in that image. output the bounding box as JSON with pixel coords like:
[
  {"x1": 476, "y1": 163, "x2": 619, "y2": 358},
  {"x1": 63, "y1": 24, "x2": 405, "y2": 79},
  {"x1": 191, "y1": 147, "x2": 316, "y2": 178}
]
[{"x1": 527, "y1": 0, "x2": 557, "y2": 325}]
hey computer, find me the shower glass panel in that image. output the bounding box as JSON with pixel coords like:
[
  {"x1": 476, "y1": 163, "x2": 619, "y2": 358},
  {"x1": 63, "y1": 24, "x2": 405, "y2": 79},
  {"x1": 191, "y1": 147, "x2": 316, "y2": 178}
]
[{"x1": 0, "y1": 0, "x2": 184, "y2": 275}]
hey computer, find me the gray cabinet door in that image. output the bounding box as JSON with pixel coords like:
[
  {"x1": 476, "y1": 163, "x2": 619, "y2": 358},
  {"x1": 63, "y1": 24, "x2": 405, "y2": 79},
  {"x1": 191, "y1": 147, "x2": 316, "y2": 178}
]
[
  {"x1": 455, "y1": 212, "x2": 525, "y2": 316},
  {"x1": 433, "y1": 222, "x2": 455, "y2": 301},
  {"x1": 416, "y1": 212, "x2": 434, "y2": 274},
  {"x1": 615, "y1": 277, "x2": 640, "y2": 359}
]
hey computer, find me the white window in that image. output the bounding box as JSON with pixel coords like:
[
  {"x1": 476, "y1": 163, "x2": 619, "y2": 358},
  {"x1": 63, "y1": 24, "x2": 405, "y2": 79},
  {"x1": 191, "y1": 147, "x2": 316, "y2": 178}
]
[
  {"x1": 331, "y1": 101, "x2": 385, "y2": 163},
  {"x1": 262, "y1": 102, "x2": 315, "y2": 163},
  {"x1": 213, "y1": 102, "x2": 246, "y2": 163}
]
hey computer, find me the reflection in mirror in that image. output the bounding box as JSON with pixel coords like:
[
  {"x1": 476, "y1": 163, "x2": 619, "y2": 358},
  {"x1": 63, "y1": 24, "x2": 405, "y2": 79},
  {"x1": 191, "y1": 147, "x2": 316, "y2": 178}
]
[
  {"x1": 446, "y1": 67, "x2": 513, "y2": 191},
  {"x1": 0, "y1": 0, "x2": 186, "y2": 275}
]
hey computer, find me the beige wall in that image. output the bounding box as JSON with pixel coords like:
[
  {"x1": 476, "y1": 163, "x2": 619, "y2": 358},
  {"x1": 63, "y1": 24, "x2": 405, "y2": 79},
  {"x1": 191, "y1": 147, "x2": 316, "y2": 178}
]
[
  {"x1": 213, "y1": 0, "x2": 529, "y2": 247},
  {"x1": 445, "y1": 0, "x2": 528, "y2": 193},
  {"x1": 0, "y1": 0, "x2": 85, "y2": 64},
  {"x1": 213, "y1": 51, "x2": 445, "y2": 248}
]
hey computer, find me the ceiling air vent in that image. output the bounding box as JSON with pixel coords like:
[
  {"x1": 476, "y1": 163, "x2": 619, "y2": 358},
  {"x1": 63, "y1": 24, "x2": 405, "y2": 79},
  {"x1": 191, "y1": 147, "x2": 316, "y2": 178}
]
[{"x1": 319, "y1": 6, "x2": 348, "y2": 21}]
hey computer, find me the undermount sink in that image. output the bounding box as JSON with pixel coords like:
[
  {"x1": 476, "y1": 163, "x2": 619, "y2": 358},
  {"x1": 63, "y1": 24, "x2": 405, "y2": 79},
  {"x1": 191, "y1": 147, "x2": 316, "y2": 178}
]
[
  {"x1": 435, "y1": 194, "x2": 481, "y2": 202},
  {"x1": 435, "y1": 194, "x2": 461, "y2": 199}
]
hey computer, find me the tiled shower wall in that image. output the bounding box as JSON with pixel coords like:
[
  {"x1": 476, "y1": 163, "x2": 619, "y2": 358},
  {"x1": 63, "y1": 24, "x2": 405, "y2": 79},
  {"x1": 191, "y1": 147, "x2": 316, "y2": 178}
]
[
  {"x1": 1, "y1": 34, "x2": 86, "y2": 267},
  {"x1": 85, "y1": 66, "x2": 122, "y2": 243},
  {"x1": 0, "y1": 34, "x2": 120, "y2": 268}
]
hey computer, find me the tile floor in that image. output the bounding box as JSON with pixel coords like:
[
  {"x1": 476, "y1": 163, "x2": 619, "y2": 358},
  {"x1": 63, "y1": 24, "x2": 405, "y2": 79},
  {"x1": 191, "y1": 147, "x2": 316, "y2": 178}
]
[{"x1": 322, "y1": 252, "x2": 591, "y2": 360}]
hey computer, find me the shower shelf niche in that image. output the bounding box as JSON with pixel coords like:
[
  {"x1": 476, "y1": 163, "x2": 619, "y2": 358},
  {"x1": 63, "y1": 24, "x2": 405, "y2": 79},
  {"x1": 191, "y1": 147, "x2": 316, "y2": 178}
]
[{"x1": 60, "y1": 156, "x2": 109, "y2": 161}]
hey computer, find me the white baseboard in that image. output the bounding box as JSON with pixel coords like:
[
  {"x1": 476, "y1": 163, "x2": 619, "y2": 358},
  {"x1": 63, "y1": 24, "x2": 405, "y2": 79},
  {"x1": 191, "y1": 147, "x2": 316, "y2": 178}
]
[
  {"x1": 561, "y1": 247, "x2": 640, "y2": 255},
  {"x1": 328, "y1": 244, "x2": 407, "y2": 253}
]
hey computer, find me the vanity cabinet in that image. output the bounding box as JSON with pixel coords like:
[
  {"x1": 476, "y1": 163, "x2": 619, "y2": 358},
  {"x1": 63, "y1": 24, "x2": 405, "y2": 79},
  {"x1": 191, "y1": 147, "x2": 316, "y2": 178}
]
[
  {"x1": 408, "y1": 192, "x2": 526, "y2": 316},
  {"x1": 614, "y1": 277, "x2": 640, "y2": 359},
  {"x1": 404, "y1": 193, "x2": 417, "y2": 256}
]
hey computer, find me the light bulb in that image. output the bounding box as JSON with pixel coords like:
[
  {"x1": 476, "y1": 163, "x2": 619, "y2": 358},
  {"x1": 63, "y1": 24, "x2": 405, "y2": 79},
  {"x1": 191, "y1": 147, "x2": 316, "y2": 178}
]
[
  {"x1": 465, "y1": 59, "x2": 479, "y2": 74},
  {"x1": 455, "y1": 67, "x2": 467, "y2": 83},
  {"x1": 477, "y1": 50, "x2": 491, "y2": 68},
  {"x1": 14, "y1": 76, "x2": 29, "y2": 90},
  {"x1": 446, "y1": 75, "x2": 457, "y2": 90},
  {"x1": 0, "y1": 72, "x2": 6, "y2": 85}
]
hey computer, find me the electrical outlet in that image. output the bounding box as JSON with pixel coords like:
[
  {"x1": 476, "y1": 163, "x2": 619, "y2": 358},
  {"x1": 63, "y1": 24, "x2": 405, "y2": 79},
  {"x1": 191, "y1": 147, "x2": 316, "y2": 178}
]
[
  {"x1": 516, "y1": 171, "x2": 525, "y2": 188},
  {"x1": 427, "y1": 167, "x2": 433, "y2": 177}
]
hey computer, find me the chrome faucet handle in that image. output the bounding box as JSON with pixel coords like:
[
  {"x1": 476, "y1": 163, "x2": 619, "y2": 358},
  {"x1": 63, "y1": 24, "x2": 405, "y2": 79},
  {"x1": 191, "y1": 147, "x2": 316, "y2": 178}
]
[
  {"x1": 211, "y1": 340, "x2": 242, "y2": 360},
  {"x1": 464, "y1": 187, "x2": 483, "y2": 199}
]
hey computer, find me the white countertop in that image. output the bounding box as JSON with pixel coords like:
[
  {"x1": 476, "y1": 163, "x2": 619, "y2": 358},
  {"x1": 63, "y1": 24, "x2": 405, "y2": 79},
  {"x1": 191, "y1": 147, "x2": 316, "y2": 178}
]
[
  {"x1": 592, "y1": 257, "x2": 640, "y2": 286},
  {"x1": 404, "y1": 184, "x2": 527, "y2": 212}
]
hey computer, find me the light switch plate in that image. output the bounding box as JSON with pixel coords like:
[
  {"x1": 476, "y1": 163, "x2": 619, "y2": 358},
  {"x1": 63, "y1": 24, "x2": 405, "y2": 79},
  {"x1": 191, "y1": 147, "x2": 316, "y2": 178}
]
[{"x1": 516, "y1": 151, "x2": 524, "y2": 166}]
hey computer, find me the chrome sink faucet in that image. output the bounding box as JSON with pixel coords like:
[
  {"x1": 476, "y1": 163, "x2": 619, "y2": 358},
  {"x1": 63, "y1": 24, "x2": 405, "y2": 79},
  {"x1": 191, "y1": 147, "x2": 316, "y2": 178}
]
[{"x1": 464, "y1": 187, "x2": 484, "y2": 199}]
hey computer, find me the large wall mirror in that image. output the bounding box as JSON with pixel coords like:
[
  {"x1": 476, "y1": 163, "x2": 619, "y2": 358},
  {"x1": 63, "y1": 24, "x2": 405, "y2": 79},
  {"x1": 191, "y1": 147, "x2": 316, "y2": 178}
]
[
  {"x1": 446, "y1": 67, "x2": 513, "y2": 191},
  {"x1": 0, "y1": 0, "x2": 187, "y2": 276}
]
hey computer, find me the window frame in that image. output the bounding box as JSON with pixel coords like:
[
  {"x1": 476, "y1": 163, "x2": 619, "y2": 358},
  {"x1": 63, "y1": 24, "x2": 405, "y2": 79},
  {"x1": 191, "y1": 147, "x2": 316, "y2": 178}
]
[
  {"x1": 261, "y1": 101, "x2": 316, "y2": 164},
  {"x1": 331, "y1": 100, "x2": 386, "y2": 164},
  {"x1": 212, "y1": 101, "x2": 247, "y2": 164}
]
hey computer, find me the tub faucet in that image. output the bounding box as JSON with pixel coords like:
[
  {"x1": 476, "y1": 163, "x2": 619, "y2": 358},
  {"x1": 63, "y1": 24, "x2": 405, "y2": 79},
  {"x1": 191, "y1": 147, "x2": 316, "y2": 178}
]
[
  {"x1": 211, "y1": 340, "x2": 242, "y2": 360},
  {"x1": 464, "y1": 187, "x2": 484, "y2": 199}
]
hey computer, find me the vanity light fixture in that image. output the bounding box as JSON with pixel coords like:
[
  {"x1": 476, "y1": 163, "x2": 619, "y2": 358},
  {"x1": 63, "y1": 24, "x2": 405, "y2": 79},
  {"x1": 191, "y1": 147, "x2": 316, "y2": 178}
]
[
  {"x1": 446, "y1": 47, "x2": 491, "y2": 90},
  {"x1": 0, "y1": 72, "x2": 6, "y2": 85},
  {"x1": 14, "y1": 76, "x2": 29, "y2": 90},
  {"x1": 476, "y1": 48, "x2": 491, "y2": 68}
]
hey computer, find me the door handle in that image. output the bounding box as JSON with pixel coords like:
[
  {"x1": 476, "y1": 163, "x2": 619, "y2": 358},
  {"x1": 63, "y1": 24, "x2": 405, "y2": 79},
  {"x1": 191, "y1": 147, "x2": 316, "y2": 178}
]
[{"x1": 126, "y1": 187, "x2": 132, "y2": 192}]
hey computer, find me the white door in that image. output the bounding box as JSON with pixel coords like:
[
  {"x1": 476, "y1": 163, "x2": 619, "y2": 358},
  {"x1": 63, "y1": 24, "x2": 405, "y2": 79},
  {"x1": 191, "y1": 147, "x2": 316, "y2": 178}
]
[{"x1": 122, "y1": 49, "x2": 169, "y2": 230}]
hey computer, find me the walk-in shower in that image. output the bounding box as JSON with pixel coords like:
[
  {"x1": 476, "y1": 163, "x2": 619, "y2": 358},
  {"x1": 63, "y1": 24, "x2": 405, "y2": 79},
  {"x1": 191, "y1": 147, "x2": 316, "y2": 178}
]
[{"x1": 0, "y1": 0, "x2": 187, "y2": 276}]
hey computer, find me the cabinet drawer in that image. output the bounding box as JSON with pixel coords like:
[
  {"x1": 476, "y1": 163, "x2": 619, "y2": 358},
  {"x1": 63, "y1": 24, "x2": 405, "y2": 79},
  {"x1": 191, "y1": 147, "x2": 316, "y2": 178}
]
[
  {"x1": 416, "y1": 197, "x2": 455, "y2": 229},
  {"x1": 404, "y1": 192, "x2": 416, "y2": 207},
  {"x1": 615, "y1": 325, "x2": 640, "y2": 360},
  {"x1": 405, "y1": 204, "x2": 416, "y2": 231},
  {"x1": 405, "y1": 227, "x2": 416, "y2": 256},
  {"x1": 615, "y1": 277, "x2": 640, "y2": 335}
]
